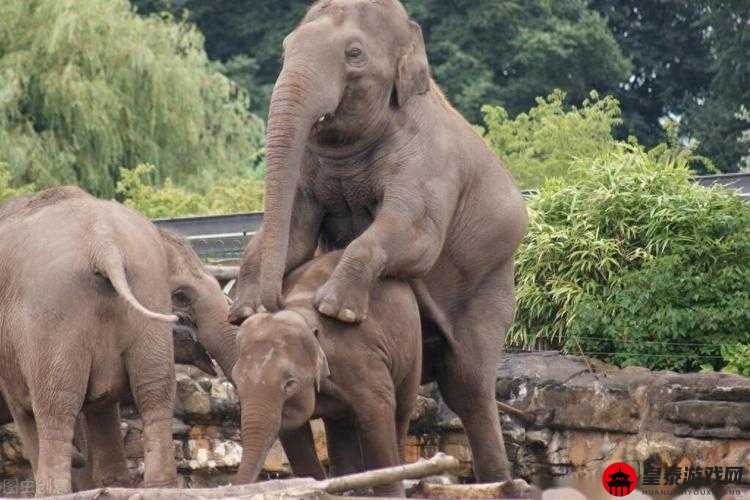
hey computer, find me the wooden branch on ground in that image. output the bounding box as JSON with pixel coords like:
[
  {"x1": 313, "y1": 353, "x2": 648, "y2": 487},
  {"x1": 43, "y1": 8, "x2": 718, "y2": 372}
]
[
  {"x1": 320, "y1": 452, "x2": 460, "y2": 494},
  {"x1": 40, "y1": 453, "x2": 461, "y2": 499}
]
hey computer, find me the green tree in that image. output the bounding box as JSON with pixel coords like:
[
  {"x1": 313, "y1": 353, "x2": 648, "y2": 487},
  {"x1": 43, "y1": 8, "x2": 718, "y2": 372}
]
[
  {"x1": 590, "y1": 1, "x2": 713, "y2": 147},
  {"x1": 406, "y1": 0, "x2": 632, "y2": 123},
  {"x1": 482, "y1": 90, "x2": 621, "y2": 189},
  {"x1": 0, "y1": 0, "x2": 265, "y2": 197},
  {"x1": 180, "y1": 0, "x2": 309, "y2": 119},
  {"x1": 166, "y1": 0, "x2": 630, "y2": 124},
  {"x1": 682, "y1": 0, "x2": 750, "y2": 172},
  {"x1": 739, "y1": 106, "x2": 750, "y2": 171}
]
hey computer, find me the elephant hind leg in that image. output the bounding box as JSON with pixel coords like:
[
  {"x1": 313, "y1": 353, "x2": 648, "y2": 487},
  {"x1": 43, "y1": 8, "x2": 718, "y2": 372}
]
[
  {"x1": 82, "y1": 403, "x2": 132, "y2": 487},
  {"x1": 395, "y1": 364, "x2": 421, "y2": 466},
  {"x1": 348, "y1": 375, "x2": 405, "y2": 497},
  {"x1": 28, "y1": 339, "x2": 91, "y2": 495},
  {"x1": 71, "y1": 415, "x2": 95, "y2": 492},
  {"x1": 6, "y1": 402, "x2": 40, "y2": 473},
  {"x1": 323, "y1": 415, "x2": 364, "y2": 477},
  {"x1": 32, "y1": 388, "x2": 88, "y2": 496},
  {"x1": 436, "y1": 263, "x2": 515, "y2": 483}
]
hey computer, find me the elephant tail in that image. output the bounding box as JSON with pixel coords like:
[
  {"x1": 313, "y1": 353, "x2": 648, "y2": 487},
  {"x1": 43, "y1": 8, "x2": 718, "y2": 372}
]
[{"x1": 93, "y1": 243, "x2": 178, "y2": 323}]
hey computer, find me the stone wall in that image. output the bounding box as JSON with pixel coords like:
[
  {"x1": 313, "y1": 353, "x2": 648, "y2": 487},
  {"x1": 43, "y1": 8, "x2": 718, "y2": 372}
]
[{"x1": 1, "y1": 353, "x2": 748, "y2": 497}]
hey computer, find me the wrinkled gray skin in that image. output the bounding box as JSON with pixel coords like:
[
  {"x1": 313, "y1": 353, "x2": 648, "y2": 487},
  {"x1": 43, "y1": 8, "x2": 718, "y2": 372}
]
[
  {"x1": 233, "y1": 252, "x2": 421, "y2": 497},
  {"x1": 0, "y1": 326, "x2": 217, "y2": 481},
  {"x1": 0, "y1": 187, "x2": 238, "y2": 495},
  {"x1": 229, "y1": 0, "x2": 527, "y2": 482}
]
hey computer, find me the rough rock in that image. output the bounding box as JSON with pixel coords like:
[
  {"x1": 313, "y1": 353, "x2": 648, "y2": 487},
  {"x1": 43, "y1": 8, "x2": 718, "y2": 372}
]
[{"x1": 1, "y1": 354, "x2": 748, "y2": 497}]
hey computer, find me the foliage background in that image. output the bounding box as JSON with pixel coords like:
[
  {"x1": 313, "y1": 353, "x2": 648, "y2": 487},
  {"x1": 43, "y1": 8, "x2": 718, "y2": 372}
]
[
  {"x1": 1, "y1": 0, "x2": 748, "y2": 374},
  {"x1": 0, "y1": 0, "x2": 265, "y2": 198},
  {"x1": 482, "y1": 90, "x2": 621, "y2": 189},
  {"x1": 132, "y1": 0, "x2": 749, "y2": 173},
  {"x1": 507, "y1": 135, "x2": 749, "y2": 372}
]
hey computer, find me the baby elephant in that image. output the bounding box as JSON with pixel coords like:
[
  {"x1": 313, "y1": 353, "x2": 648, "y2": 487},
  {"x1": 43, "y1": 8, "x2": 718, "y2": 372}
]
[
  {"x1": 233, "y1": 251, "x2": 421, "y2": 497},
  {"x1": 0, "y1": 187, "x2": 238, "y2": 495}
]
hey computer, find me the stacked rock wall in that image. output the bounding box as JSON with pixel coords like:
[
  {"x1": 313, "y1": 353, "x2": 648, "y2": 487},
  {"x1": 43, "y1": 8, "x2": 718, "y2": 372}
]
[{"x1": 1, "y1": 353, "x2": 748, "y2": 496}]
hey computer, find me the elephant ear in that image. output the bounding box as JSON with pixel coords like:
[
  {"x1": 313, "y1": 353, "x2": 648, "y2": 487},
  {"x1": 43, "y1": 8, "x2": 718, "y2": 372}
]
[
  {"x1": 312, "y1": 327, "x2": 331, "y2": 392},
  {"x1": 395, "y1": 20, "x2": 430, "y2": 107}
]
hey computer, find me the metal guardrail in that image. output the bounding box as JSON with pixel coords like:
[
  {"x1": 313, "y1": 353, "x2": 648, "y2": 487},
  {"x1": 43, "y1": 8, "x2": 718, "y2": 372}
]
[
  {"x1": 693, "y1": 172, "x2": 750, "y2": 201},
  {"x1": 152, "y1": 212, "x2": 263, "y2": 260},
  {"x1": 155, "y1": 174, "x2": 749, "y2": 260}
]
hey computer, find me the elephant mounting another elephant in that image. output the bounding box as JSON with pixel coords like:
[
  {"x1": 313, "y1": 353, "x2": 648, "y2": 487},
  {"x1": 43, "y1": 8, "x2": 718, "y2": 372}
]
[
  {"x1": 233, "y1": 251, "x2": 422, "y2": 497},
  {"x1": 0, "y1": 187, "x2": 238, "y2": 495},
  {"x1": 229, "y1": 0, "x2": 528, "y2": 483}
]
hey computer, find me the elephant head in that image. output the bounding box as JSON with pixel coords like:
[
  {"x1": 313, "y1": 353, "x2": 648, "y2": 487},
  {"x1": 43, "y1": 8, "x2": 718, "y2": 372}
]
[
  {"x1": 232, "y1": 310, "x2": 329, "y2": 483},
  {"x1": 259, "y1": 0, "x2": 430, "y2": 310},
  {"x1": 159, "y1": 229, "x2": 239, "y2": 382}
]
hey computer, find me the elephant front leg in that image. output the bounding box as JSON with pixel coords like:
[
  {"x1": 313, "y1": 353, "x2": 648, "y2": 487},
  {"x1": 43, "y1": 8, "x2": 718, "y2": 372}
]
[
  {"x1": 280, "y1": 423, "x2": 326, "y2": 480},
  {"x1": 229, "y1": 189, "x2": 323, "y2": 324},
  {"x1": 315, "y1": 203, "x2": 443, "y2": 323}
]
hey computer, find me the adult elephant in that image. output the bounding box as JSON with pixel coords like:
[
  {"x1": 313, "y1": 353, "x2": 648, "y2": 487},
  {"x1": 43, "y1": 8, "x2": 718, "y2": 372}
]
[
  {"x1": 0, "y1": 187, "x2": 238, "y2": 495},
  {"x1": 229, "y1": 0, "x2": 527, "y2": 482}
]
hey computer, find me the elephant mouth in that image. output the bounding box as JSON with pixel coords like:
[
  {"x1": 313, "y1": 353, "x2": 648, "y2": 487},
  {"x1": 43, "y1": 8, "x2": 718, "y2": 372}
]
[
  {"x1": 173, "y1": 315, "x2": 219, "y2": 377},
  {"x1": 311, "y1": 113, "x2": 340, "y2": 138},
  {"x1": 175, "y1": 312, "x2": 197, "y2": 333},
  {"x1": 317, "y1": 113, "x2": 333, "y2": 124},
  {"x1": 309, "y1": 117, "x2": 387, "y2": 160}
]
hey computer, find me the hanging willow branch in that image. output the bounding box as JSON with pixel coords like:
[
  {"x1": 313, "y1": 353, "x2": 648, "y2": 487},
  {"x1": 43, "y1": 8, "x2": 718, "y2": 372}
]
[{"x1": 0, "y1": 0, "x2": 265, "y2": 198}]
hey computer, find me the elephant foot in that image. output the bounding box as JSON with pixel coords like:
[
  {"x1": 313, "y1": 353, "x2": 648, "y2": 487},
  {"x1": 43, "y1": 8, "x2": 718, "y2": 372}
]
[
  {"x1": 314, "y1": 278, "x2": 369, "y2": 323},
  {"x1": 71, "y1": 450, "x2": 86, "y2": 469}
]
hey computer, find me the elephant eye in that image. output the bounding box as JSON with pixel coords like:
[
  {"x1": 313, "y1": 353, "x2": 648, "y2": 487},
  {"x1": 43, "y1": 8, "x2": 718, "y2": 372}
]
[
  {"x1": 172, "y1": 289, "x2": 191, "y2": 307},
  {"x1": 346, "y1": 47, "x2": 362, "y2": 59},
  {"x1": 283, "y1": 378, "x2": 299, "y2": 395}
]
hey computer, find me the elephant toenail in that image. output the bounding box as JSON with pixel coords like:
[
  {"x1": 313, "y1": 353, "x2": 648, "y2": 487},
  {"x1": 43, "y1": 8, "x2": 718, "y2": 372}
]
[
  {"x1": 340, "y1": 309, "x2": 357, "y2": 322},
  {"x1": 319, "y1": 303, "x2": 336, "y2": 316}
]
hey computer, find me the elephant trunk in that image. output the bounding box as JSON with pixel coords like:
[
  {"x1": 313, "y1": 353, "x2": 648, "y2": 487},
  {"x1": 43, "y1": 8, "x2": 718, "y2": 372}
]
[
  {"x1": 259, "y1": 53, "x2": 343, "y2": 311},
  {"x1": 196, "y1": 288, "x2": 239, "y2": 384},
  {"x1": 236, "y1": 395, "x2": 283, "y2": 484},
  {"x1": 204, "y1": 321, "x2": 239, "y2": 385}
]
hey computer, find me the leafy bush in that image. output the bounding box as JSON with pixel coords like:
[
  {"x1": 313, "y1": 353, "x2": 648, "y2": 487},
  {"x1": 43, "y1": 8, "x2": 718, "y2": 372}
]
[
  {"x1": 206, "y1": 173, "x2": 265, "y2": 215},
  {"x1": 117, "y1": 164, "x2": 264, "y2": 218},
  {"x1": 570, "y1": 251, "x2": 750, "y2": 372},
  {"x1": 0, "y1": 162, "x2": 33, "y2": 204},
  {"x1": 721, "y1": 344, "x2": 750, "y2": 377},
  {"x1": 0, "y1": 0, "x2": 265, "y2": 197},
  {"x1": 510, "y1": 143, "x2": 750, "y2": 372},
  {"x1": 117, "y1": 164, "x2": 208, "y2": 218},
  {"x1": 482, "y1": 90, "x2": 621, "y2": 189}
]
